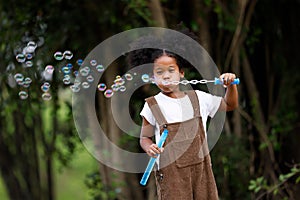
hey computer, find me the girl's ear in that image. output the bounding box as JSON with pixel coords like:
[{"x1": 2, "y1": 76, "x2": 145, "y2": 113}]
[{"x1": 180, "y1": 69, "x2": 185, "y2": 78}]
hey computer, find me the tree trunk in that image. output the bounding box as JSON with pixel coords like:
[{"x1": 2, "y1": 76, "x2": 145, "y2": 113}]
[{"x1": 148, "y1": 0, "x2": 167, "y2": 27}]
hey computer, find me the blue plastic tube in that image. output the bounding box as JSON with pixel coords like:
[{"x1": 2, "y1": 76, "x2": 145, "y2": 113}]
[{"x1": 140, "y1": 129, "x2": 169, "y2": 186}]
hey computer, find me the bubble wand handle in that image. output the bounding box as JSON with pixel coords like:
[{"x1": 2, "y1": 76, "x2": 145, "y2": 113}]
[
  {"x1": 214, "y1": 78, "x2": 240, "y2": 85},
  {"x1": 140, "y1": 129, "x2": 169, "y2": 186}
]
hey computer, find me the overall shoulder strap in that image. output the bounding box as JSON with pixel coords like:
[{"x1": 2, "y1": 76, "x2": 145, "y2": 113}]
[
  {"x1": 145, "y1": 96, "x2": 168, "y2": 126},
  {"x1": 185, "y1": 90, "x2": 201, "y2": 117}
]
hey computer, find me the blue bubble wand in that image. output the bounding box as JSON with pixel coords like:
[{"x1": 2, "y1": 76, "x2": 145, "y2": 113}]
[{"x1": 140, "y1": 129, "x2": 169, "y2": 186}]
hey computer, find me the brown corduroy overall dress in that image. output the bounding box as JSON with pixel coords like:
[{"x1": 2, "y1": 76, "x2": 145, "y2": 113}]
[{"x1": 145, "y1": 90, "x2": 219, "y2": 200}]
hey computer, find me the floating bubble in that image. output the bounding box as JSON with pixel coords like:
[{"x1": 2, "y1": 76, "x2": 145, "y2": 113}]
[
  {"x1": 70, "y1": 84, "x2": 80, "y2": 93},
  {"x1": 66, "y1": 63, "x2": 73, "y2": 69},
  {"x1": 23, "y1": 82, "x2": 31, "y2": 88},
  {"x1": 24, "y1": 46, "x2": 36, "y2": 55},
  {"x1": 111, "y1": 83, "x2": 120, "y2": 91},
  {"x1": 86, "y1": 75, "x2": 94, "y2": 82},
  {"x1": 90, "y1": 59, "x2": 97, "y2": 66},
  {"x1": 97, "y1": 83, "x2": 107, "y2": 91},
  {"x1": 24, "y1": 77, "x2": 32, "y2": 84},
  {"x1": 6, "y1": 63, "x2": 15, "y2": 72},
  {"x1": 76, "y1": 59, "x2": 83, "y2": 66},
  {"x1": 41, "y1": 82, "x2": 50, "y2": 92},
  {"x1": 80, "y1": 66, "x2": 90, "y2": 76},
  {"x1": 7, "y1": 74, "x2": 16, "y2": 88},
  {"x1": 63, "y1": 50, "x2": 73, "y2": 60},
  {"x1": 54, "y1": 51, "x2": 64, "y2": 61},
  {"x1": 16, "y1": 54, "x2": 26, "y2": 63},
  {"x1": 74, "y1": 79, "x2": 81, "y2": 85},
  {"x1": 104, "y1": 89, "x2": 114, "y2": 98},
  {"x1": 73, "y1": 70, "x2": 79, "y2": 77},
  {"x1": 25, "y1": 60, "x2": 33, "y2": 67},
  {"x1": 42, "y1": 92, "x2": 52, "y2": 101},
  {"x1": 63, "y1": 75, "x2": 71, "y2": 85},
  {"x1": 114, "y1": 76, "x2": 125, "y2": 86},
  {"x1": 26, "y1": 53, "x2": 33, "y2": 60},
  {"x1": 61, "y1": 66, "x2": 71, "y2": 74},
  {"x1": 96, "y1": 64, "x2": 104, "y2": 72},
  {"x1": 81, "y1": 82, "x2": 90, "y2": 89},
  {"x1": 19, "y1": 91, "x2": 28, "y2": 100},
  {"x1": 119, "y1": 86, "x2": 126, "y2": 92},
  {"x1": 124, "y1": 73, "x2": 133, "y2": 81},
  {"x1": 14, "y1": 73, "x2": 24, "y2": 83},
  {"x1": 45, "y1": 65, "x2": 54, "y2": 74},
  {"x1": 26, "y1": 41, "x2": 37, "y2": 53},
  {"x1": 141, "y1": 74, "x2": 150, "y2": 82}
]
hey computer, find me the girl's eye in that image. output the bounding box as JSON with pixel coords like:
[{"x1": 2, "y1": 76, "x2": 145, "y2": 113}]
[
  {"x1": 169, "y1": 68, "x2": 175, "y2": 73},
  {"x1": 156, "y1": 71, "x2": 163, "y2": 75}
]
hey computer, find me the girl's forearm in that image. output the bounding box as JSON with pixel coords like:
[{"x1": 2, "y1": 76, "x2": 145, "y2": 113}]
[{"x1": 224, "y1": 85, "x2": 239, "y2": 111}]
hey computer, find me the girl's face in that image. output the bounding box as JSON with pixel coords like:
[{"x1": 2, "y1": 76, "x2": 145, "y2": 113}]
[{"x1": 153, "y1": 55, "x2": 184, "y2": 94}]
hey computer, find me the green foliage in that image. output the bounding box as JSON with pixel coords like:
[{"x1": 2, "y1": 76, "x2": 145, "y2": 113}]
[
  {"x1": 85, "y1": 171, "x2": 119, "y2": 200},
  {"x1": 248, "y1": 165, "x2": 300, "y2": 198},
  {"x1": 211, "y1": 134, "x2": 251, "y2": 199}
]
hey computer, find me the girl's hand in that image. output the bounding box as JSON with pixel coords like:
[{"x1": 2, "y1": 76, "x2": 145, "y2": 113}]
[
  {"x1": 220, "y1": 73, "x2": 237, "y2": 87},
  {"x1": 146, "y1": 143, "x2": 164, "y2": 158}
]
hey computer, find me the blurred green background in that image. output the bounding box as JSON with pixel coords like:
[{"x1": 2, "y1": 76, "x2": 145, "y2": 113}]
[{"x1": 1, "y1": 0, "x2": 300, "y2": 200}]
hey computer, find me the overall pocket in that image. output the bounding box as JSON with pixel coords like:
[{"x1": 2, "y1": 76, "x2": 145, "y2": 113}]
[{"x1": 172, "y1": 135, "x2": 204, "y2": 168}]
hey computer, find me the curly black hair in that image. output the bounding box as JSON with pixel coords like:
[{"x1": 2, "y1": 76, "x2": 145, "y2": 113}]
[{"x1": 126, "y1": 23, "x2": 199, "y2": 71}]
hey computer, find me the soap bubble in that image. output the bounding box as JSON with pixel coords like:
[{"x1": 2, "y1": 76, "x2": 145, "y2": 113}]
[
  {"x1": 14, "y1": 73, "x2": 24, "y2": 83},
  {"x1": 6, "y1": 63, "x2": 15, "y2": 72},
  {"x1": 26, "y1": 53, "x2": 33, "y2": 60},
  {"x1": 25, "y1": 60, "x2": 33, "y2": 68},
  {"x1": 63, "y1": 50, "x2": 73, "y2": 60},
  {"x1": 119, "y1": 86, "x2": 126, "y2": 92},
  {"x1": 19, "y1": 91, "x2": 28, "y2": 100},
  {"x1": 26, "y1": 41, "x2": 37, "y2": 53},
  {"x1": 61, "y1": 66, "x2": 71, "y2": 74},
  {"x1": 104, "y1": 89, "x2": 114, "y2": 98},
  {"x1": 54, "y1": 51, "x2": 64, "y2": 60},
  {"x1": 16, "y1": 54, "x2": 26, "y2": 63},
  {"x1": 73, "y1": 70, "x2": 79, "y2": 77},
  {"x1": 96, "y1": 64, "x2": 104, "y2": 72},
  {"x1": 76, "y1": 59, "x2": 83, "y2": 66},
  {"x1": 66, "y1": 63, "x2": 73, "y2": 69},
  {"x1": 80, "y1": 66, "x2": 90, "y2": 76},
  {"x1": 63, "y1": 75, "x2": 71, "y2": 85},
  {"x1": 86, "y1": 75, "x2": 94, "y2": 82},
  {"x1": 45, "y1": 65, "x2": 54, "y2": 74},
  {"x1": 81, "y1": 82, "x2": 90, "y2": 89},
  {"x1": 124, "y1": 73, "x2": 133, "y2": 81},
  {"x1": 114, "y1": 76, "x2": 125, "y2": 86},
  {"x1": 141, "y1": 74, "x2": 150, "y2": 82},
  {"x1": 97, "y1": 83, "x2": 107, "y2": 91},
  {"x1": 70, "y1": 84, "x2": 80, "y2": 93},
  {"x1": 111, "y1": 83, "x2": 120, "y2": 91},
  {"x1": 90, "y1": 60, "x2": 97, "y2": 66},
  {"x1": 41, "y1": 82, "x2": 50, "y2": 92},
  {"x1": 42, "y1": 92, "x2": 52, "y2": 101}
]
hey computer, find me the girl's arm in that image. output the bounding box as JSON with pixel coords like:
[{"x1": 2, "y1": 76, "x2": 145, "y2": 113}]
[
  {"x1": 140, "y1": 117, "x2": 163, "y2": 158},
  {"x1": 218, "y1": 73, "x2": 239, "y2": 111}
]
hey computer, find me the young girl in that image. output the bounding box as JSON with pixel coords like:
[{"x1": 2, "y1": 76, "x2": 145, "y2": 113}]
[{"x1": 137, "y1": 48, "x2": 238, "y2": 199}]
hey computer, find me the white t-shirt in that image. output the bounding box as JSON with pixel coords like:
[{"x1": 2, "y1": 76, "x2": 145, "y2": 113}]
[{"x1": 140, "y1": 90, "x2": 222, "y2": 144}]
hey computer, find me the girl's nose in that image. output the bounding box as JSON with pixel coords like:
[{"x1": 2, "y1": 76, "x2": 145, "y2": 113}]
[{"x1": 162, "y1": 71, "x2": 170, "y2": 79}]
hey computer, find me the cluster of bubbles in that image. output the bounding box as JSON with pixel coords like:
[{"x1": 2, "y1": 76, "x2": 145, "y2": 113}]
[{"x1": 12, "y1": 43, "x2": 155, "y2": 100}]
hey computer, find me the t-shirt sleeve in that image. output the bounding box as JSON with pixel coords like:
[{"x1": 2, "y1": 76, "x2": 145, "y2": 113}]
[
  {"x1": 140, "y1": 102, "x2": 156, "y2": 126},
  {"x1": 196, "y1": 90, "x2": 222, "y2": 118}
]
